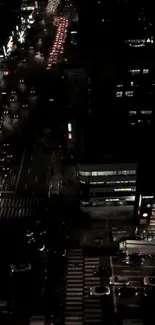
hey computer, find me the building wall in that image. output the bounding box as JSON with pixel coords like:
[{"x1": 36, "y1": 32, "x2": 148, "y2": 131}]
[
  {"x1": 81, "y1": 205, "x2": 134, "y2": 220},
  {"x1": 78, "y1": 163, "x2": 137, "y2": 220}
]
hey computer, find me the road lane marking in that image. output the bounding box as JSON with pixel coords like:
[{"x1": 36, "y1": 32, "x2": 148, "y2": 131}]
[
  {"x1": 11, "y1": 174, "x2": 16, "y2": 185},
  {"x1": 118, "y1": 286, "x2": 144, "y2": 289},
  {"x1": 35, "y1": 176, "x2": 38, "y2": 183},
  {"x1": 127, "y1": 304, "x2": 140, "y2": 308},
  {"x1": 30, "y1": 155, "x2": 33, "y2": 161},
  {"x1": 121, "y1": 270, "x2": 141, "y2": 273},
  {"x1": 28, "y1": 168, "x2": 31, "y2": 175},
  {"x1": 15, "y1": 149, "x2": 26, "y2": 189},
  {"x1": 110, "y1": 256, "x2": 117, "y2": 314},
  {"x1": 128, "y1": 275, "x2": 155, "y2": 278},
  {"x1": 114, "y1": 265, "x2": 155, "y2": 268},
  {"x1": 25, "y1": 184, "x2": 27, "y2": 189},
  {"x1": 1, "y1": 191, "x2": 15, "y2": 194}
]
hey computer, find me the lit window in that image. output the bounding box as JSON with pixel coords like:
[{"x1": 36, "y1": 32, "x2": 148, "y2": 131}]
[
  {"x1": 116, "y1": 91, "x2": 123, "y2": 97},
  {"x1": 79, "y1": 171, "x2": 91, "y2": 176},
  {"x1": 89, "y1": 171, "x2": 118, "y2": 176},
  {"x1": 79, "y1": 169, "x2": 136, "y2": 177},
  {"x1": 116, "y1": 85, "x2": 123, "y2": 88},
  {"x1": 143, "y1": 69, "x2": 149, "y2": 74},
  {"x1": 118, "y1": 170, "x2": 136, "y2": 175},
  {"x1": 129, "y1": 69, "x2": 140, "y2": 75},
  {"x1": 92, "y1": 172, "x2": 98, "y2": 176},
  {"x1": 114, "y1": 188, "x2": 135, "y2": 192},
  {"x1": 129, "y1": 111, "x2": 137, "y2": 115},
  {"x1": 140, "y1": 110, "x2": 152, "y2": 115},
  {"x1": 90, "y1": 181, "x2": 104, "y2": 185},
  {"x1": 125, "y1": 91, "x2": 134, "y2": 97}
]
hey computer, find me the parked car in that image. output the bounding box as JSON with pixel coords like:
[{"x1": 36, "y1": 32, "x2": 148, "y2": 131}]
[
  {"x1": 93, "y1": 265, "x2": 111, "y2": 276},
  {"x1": 144, "y1": 277, "x2": 155, "y2": 286},
  {"x1": 10, "y1": 263, "x2": 31, "y2": 274},
  {"x1": 109, "y1": 276, "x2": 129, "y2": 286},
  {"x1": 117, "y1": 287, "x2": 139, "y2": 297},
  {"x1": 90, "y1": 286, "x2": 110, "y2": 296},
  {"x1": 125, "y1": 254, "x2": 144, "y2": 265}
]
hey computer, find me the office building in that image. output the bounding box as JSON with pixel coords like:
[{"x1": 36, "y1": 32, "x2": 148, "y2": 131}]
[
  {"x1": 77, "y1": 0, "x2": 155, "y2": 136},
  {"x1": 135, "y1": 157, "x2": 155, "y2": 240},
  {"x1": 78, "y1": 161, "x2": 137, "y2": 220}
]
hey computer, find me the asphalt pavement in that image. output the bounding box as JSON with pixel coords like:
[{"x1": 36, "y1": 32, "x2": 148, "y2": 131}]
[
  {"x1": 102, "y1": 254, "x2": 155, "y2": 319},
  {"x1": 64, "y1": 249, "x2": 155, "y2": 325},
  {"x1": 16, "y1": 138, "x2": 52, "y2": 195}
]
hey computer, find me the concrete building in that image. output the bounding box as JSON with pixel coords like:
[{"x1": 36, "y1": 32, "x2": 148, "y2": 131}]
[{"x1": 78, "y1": 162, "x2": 137, "y2": 220}]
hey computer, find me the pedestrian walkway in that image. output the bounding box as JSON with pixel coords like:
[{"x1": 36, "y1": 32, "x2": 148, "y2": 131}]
[
  {"x1": 0, "y1": 197, "x2": 43, "y2": 219},
  {"x1": 84, "y1": 256, "x2": 103, "y2": 325},
  {"x1": 65, "y1": 248, "x2": 84, "y2": 325}
]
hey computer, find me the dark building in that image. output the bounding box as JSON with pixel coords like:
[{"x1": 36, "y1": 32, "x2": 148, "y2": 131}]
[
  {"x1": 75, "y1": 0, "x2": 155, "y2": 222},
  {"x1": 0, "y1": 0, "x2": 21, "y2": 46},
  {"x1": 76, "y1": 0, "x2": 155, "y2": 152}
]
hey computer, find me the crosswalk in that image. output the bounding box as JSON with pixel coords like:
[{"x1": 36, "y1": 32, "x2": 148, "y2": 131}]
[
  {"x1": 84, "y1": 257, "x2": 103, "y2": 325},
  {"x1": 0, "y1": 197, "x2": 43, "y2": 219},
  {"x1": 65, "y1": 248, "x2": 84, "y2": 325}
]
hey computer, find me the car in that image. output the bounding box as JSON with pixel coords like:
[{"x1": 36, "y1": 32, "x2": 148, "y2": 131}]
[
  {"x1": 93, "y1": 265, "x2": 111, "y2": 276},
  {"x1": 125, "y1": 254, "x2": 144, "y2": 265},
  {"x1": 144, "y1": 277, "x2": 155, "y2": 286},
  {"x1": 144, "y1": 286, "x2": 155, "y2": 297},
  {"x1": 3, "y1": 110, "x2": 9, "y2": 115},
  {"x1": 117, "y1": 287, "x2": 139, "y2": 297},
  {"x1": 0, "y1": 300, "x2": 8, "y2": 315},
  {"x1": 90, "y1": 286, "x2": 110, "y2": 296},
  {"x1": 109, "y1": 276, "x2": 129, "y2": 286},
  {"x1": 10, "y1": 263, "x2": 31, "y2": 274}
]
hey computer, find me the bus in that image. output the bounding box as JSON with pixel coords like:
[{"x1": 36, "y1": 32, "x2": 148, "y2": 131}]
[{"x1": 119, "y1": 239, "x2": 155, "y2": 255}]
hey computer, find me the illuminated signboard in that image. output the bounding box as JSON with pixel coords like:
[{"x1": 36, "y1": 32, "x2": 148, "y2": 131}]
[{"x1": 68, "y1": 123, "x2": 72, "y2": 132}]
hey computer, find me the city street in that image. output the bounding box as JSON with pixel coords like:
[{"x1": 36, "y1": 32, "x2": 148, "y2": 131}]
[
  {"x1": 16, "y1": 135, "x2": 52, "y2": 196},
  {"x1": 64, "y1": 250, "x2": 155, "y2": 325}
]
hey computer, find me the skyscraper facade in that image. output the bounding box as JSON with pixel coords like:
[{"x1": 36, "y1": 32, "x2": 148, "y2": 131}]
[{"x1": 76, "y1": 0, "x2": 155, "y2": 221}]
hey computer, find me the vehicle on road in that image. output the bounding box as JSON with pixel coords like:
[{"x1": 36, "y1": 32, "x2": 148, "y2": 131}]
[
  {"x1": 90, "y1": 286, "x2": 110, "y2": 296},
  {"x1": 125, "y1": 254, "x2": 144, "y2": 265},
  {"x1": 117, "y1": 287, "x2": 139, "y2": 297},
  {"x1": 144, "y1": 277, "x2": 155, "y2": 286},
  {"x1": 109, "y1": 276, "x2": 129, "y2": 286},
  {"x1": 144, "y1": 286, "x2": 155, "y2": 297},
  {"x1": 93, "y1": 265, "x2": 111, "y2": 276},
  {"x1": 10, "y1": 263, "x2": 31, "y2": 274}
]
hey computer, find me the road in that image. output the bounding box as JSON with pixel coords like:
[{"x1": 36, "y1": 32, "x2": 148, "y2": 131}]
[
  {"x1": 103, "y1": 254, "x2": 155, "y2": 320},
  {"x1": 64, "y1": 249, "x2": 155, "y2": 325},
  {"x1": 16, "y1": 136, "x2": 52, "y2": 196}
]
